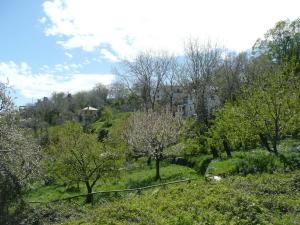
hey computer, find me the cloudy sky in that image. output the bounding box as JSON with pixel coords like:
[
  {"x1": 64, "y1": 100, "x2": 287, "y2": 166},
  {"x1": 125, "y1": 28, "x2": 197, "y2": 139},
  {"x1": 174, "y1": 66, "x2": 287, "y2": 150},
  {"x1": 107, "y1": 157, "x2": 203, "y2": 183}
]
[{"x1": 0, "y1": 0, "x2": 299, "y2": 105}]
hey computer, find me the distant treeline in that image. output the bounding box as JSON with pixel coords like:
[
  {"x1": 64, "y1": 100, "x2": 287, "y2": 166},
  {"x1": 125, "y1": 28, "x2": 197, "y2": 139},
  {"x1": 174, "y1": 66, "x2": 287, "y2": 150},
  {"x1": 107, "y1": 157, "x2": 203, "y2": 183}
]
[{"x1": 21, "y1": 18, "x2": 299, "y2": 145}]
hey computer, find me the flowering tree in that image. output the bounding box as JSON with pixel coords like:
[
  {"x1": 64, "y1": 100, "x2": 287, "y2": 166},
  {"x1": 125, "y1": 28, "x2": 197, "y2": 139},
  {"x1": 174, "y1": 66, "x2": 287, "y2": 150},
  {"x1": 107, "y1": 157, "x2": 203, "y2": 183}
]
[
  {"x1": 0, "y1": 82, "x2": 41, "y2": 223},
  {"x1": 0, "y1": 82, "x2": 41, "y2": 185},
  {"x1": 125, "y1": 110, "x2": 182, "y2": 180}
]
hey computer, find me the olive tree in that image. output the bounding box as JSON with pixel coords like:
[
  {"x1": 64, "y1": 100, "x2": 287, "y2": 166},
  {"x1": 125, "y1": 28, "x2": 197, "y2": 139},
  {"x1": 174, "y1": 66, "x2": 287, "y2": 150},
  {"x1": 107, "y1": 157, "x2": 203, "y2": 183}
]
[{"x1": 125, "y1": 110, "x2": 182, "y2": 180}]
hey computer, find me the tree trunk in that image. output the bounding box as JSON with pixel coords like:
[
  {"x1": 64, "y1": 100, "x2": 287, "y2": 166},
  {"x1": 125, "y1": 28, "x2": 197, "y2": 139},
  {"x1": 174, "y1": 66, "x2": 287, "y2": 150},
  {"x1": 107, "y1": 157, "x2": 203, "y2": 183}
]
[
  {"x1": 272, "y1": 139, "x2": 278, "y2": 155},
  {"x1": 211, "y1": 146, "x2": 219, "y2": 158},
  {"x1": 155, "y1": 158, "x2": 161, "y2": 180},
  {"x1": 196, "y1": 88, "x2": 209, "y2": 127},
  {"x1": 85, "y1": 181, "x2": 93, "y2": 203},
  {"x1": 272, "y1": 117, "x2": 280, "y2": 155},
  {"x1": 223, "y1": 138, "x2": 232, "y2": 158},
  {"x1": 147, "y1": 156, "x2": 152, "y2": 166},
  {"x1": 259, "y1": 133, "x2": 273, "y2": 153},
  {"x1": 151, "y1": 100, "x2": 155, "y2": 111},
  {"x1": 170, "y1": 93, "x2": 174, "y2": 114}
]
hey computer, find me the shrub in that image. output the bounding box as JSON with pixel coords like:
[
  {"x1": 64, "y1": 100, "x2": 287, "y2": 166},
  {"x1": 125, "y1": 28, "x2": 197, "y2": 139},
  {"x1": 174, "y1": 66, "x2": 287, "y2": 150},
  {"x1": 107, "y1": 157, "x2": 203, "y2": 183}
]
[
  {"x1": 182, "y1": 138, "x2": 208, "y2": 156},
  {"x1": 279, "y1": 152, "x2": 300, "y2": 171},
  {"x1": 97, "y1": 128, "x2": 108, "y2": 142},
  {"x1": 235, "y1": 151, "x2": 284, "y2": 175},
  {"x1": 206, "y1": 150, "x2": 293, "y2": 176},
  {"x1": 0, "y1": 165, "x2": 24, "y2": 225}
]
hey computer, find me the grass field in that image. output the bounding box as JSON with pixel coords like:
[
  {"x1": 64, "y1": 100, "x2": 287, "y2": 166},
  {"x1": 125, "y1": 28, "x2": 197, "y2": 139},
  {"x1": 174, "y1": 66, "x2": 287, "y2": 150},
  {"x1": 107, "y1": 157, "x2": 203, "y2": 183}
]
[{"x1": 25, "y1": 163, "x2": 199, "y2": 203}]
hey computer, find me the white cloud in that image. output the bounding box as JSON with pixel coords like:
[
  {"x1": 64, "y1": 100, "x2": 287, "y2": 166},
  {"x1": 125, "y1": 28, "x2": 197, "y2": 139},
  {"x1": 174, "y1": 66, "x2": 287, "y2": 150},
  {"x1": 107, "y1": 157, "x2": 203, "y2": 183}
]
[
  {"x1": 42, "y1": 0, "x2": 300, "y2": 58},
  {"x1": 65, "y1": 52, "x2": 73, "y2": 59},
  {"x1": 0, "y1": 61, "x2": 115, "y2": 99},
  {"x1": 38, "y1": 17, "x2": 47, "y2": 24},
  {"x1": 40, "y1": 62, "x2": 87, "y2": 74},
  {"x1": 100, "y1": 49, "x2": 119, "y2": 62}
]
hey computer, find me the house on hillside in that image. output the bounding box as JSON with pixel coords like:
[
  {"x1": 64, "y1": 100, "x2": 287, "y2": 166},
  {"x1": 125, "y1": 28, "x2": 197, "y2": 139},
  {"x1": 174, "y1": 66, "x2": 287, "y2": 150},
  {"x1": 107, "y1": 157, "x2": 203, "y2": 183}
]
[
  {"x1": 151, "y1": 85, "x2": 220, "y2": 117},
  {"x1": 80, "y1": 106, "x2": 98, "y2": 124},
  {"x1": 177, "y1": 94, "x2": 196, "y2": 117},
  {"x1": 151, "y1": 86, "x2": 196, "y2": 117}
]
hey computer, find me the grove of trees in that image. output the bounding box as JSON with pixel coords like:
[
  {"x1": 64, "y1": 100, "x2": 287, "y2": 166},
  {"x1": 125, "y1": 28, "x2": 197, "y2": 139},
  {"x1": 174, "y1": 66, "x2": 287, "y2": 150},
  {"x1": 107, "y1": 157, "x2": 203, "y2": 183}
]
[{"x1": 0, "y1": 17, "x2": 299, "y2": 224}]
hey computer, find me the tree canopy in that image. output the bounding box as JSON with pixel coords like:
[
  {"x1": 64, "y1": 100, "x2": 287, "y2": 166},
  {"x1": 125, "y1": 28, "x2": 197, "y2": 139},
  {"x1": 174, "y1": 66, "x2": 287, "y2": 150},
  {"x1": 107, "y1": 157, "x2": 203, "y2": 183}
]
[{"x1": 45, "y1": 121, "x2": 122, "y2": 203}]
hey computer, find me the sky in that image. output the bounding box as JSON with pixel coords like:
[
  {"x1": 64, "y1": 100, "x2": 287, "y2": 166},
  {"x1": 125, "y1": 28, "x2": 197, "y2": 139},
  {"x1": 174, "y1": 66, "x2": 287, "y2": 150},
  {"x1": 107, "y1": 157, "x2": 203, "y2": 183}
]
[{"x1": 0, "y1": 0, "x2": 299, "y2": 106}]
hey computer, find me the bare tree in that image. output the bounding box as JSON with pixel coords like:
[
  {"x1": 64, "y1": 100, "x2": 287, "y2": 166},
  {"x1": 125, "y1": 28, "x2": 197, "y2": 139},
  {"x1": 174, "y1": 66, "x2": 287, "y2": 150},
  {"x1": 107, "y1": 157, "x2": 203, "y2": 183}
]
[
  {"x1": 215, "y1": 52, "x2": 249, "y2": 104},
  {"x1": 161, "y1": 56, "x2": 183, "y2": 111},
  {"x1": 245, "y1": 55, "x2": 275, "y2": 86},
  {"x1": 109, "y1": 81, "x2": 130, "y2": 99},
  {"x1": 184, "y1": 39, "x2": 222, "y2": 126},
  {"x1": 89, "y1": 83, "x2": 109, "y2": 107},
  {"x1": 125, "y1": 110, "x2": 182, "y2": 180},
  {"x1": 116, "y1": 51, "x2": 172, "y2": 111}
]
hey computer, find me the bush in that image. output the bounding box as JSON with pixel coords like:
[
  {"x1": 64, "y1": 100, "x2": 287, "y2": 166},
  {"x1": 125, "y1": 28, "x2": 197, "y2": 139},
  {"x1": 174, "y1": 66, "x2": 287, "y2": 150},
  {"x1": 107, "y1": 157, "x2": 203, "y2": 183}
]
[
  {"x1": 278, "y1": 139, "x2": 300, "y2": 171},
  {"x1": 279, "y1": 152, "x2": 300, "y2": 171},
  {"x1": 235, "y1": 151, "x2": 284, "y2": 175},
  {"x1": 0, "y1": 165, "x2": 24, "y2": 225},
  {"x1": 206, "y1": 150, "x2": 292, "y2": 176},
  {"x1": 23, "y1": 203, "x2": 85, "y2": 225},
  {"x1": 182, "y1": 138, "x2": 208, "y2": 156},
  {"x1": 97, "y1": 128, "x2": 108, "y2": 142}
]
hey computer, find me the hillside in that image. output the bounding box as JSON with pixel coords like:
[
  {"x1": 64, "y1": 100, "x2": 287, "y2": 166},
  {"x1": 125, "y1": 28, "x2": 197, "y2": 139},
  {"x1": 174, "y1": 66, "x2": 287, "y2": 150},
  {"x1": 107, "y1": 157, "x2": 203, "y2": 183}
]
[
  {"x1": 1, "y1": 17, "x2": 299, "y2": 225},
  {"x1": 28, "y1": 170, "x2": 300, "y2": 225}
]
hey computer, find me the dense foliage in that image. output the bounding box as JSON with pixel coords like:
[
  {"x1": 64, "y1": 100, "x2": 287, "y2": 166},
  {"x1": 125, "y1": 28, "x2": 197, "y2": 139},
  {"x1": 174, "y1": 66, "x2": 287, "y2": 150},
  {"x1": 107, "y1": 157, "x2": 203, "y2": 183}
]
[{"x1": 44, "y1": 121, "x2": 122, "y2": 203}]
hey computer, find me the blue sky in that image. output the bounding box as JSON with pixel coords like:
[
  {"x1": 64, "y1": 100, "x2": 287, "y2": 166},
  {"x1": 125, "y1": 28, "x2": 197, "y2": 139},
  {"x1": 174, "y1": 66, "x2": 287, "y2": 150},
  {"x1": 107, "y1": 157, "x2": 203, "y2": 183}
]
[{"x1": 0, "y1": 0, "x2": 299, "y2": 106}]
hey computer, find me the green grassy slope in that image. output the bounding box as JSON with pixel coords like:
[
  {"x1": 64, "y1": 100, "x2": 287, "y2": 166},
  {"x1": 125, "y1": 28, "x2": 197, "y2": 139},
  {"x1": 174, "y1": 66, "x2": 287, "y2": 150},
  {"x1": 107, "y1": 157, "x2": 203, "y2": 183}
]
[
  {"x1": 25, "y1": 164, "x2": 198, "y2": 203},
  {"x1": 62, "y1": 171, "x2": 300, "y2": 225}
]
